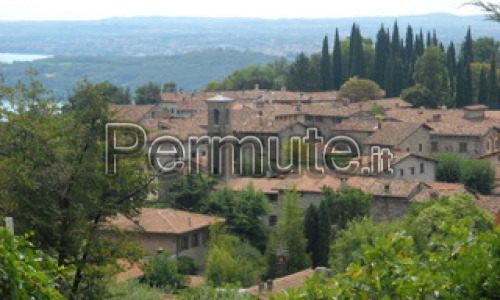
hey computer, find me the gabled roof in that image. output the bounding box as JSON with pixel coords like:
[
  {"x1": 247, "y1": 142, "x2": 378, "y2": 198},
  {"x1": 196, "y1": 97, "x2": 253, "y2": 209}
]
[
  {"x1": 108, "y1": 208, "x2": 224, "y2": 234},
  {"x1": 109, "y1": 104, "x2": 156, "y2": 123},
  {"x1": 364, "y1": 122, "x2": 429, "y2": 147}
]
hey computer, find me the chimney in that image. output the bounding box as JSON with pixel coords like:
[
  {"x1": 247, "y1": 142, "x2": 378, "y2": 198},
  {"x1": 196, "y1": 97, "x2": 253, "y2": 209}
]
[
  {"x1": 432, "y1": 114, "x2": 441, "y2": 122},
  {"x1": 188, "y1": 217, "x2": 192, "y2": 227},
  {"x1": 377, "y1": 122, "x2": 382, "y2": 129},
  {"x1": 395, "y1": 103, "x2": 400, "y2": 108},
  {"x1": 295, "y1": 104, "x2": 301, "y2": 112},
  {"x1": 266, "y1": 279, "x2": 274, "y2": 291}
]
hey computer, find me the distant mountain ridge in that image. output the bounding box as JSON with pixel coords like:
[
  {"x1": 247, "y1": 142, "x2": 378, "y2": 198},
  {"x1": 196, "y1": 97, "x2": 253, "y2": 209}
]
[{"x1": 0, "y1": 14, "x2": 497, "y2": 56}]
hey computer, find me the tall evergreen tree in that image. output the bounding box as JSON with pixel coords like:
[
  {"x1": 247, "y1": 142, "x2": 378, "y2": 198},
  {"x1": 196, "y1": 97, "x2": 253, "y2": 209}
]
[
  {"x1": 374, "y1": 25, "x2": 390, "y2": 87},
  {"x1": 447, "y1": 42, "x2": 457, "y2": 97},
  {"x1": 321, "y1": 36, "x2": 333, "y2": 90},
  {"x1": 462, "y1": 28, "x2": 474, "y2": 106},
  {"x1": 405, "y1": 25, "x2": 414, "y2": 61},
  {"x1": 404, "y1": 25, "x2": 415, "y2": 88},
  {"x1": 391, "y1": 22, "x2": 401, "y2": 58},
  {"x1": 316, "y1": 200, "x2": 331, "y2": 267},
  {"x1": 304, "y1": 205, "x2": 319, "y2": 267},
  {"x1": 332, "y1": 28, "x2": 343, "y2": 90},
  {"x1": 489, "y1": 55, "x2": 499, "y2": 108},
  {"x1": 416, "y1": 29, "x2": 425, "y2": 56},
  {"x1": 478, "y1": 68, "x2": 488, "y2": 105},
  {"x1": 432, "y1": 30, "x2": 439, "y2": 46},
  {"x1": 349, "y1": 23, "x2": 365, "y2": 78},
  {"x1": 456, "y1": 57, "x2": 466, "y2": 107},
  {"x1": 385, "y1": 22, "x2": 403, "y2": 97},
  {"x1": 427, "y1": 31, "x2": 432, "y2": 47}
]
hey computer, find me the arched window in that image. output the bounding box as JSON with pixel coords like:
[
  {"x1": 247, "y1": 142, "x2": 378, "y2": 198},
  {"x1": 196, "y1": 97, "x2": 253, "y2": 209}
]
[{"x1": 214, "y1": 109, "x2": 220, "y2": 125}]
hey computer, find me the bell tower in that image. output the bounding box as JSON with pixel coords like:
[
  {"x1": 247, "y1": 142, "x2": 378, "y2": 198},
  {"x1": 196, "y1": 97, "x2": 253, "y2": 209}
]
[{"x1": 206, "y1": 95, "x2": 234, "y2": 178}]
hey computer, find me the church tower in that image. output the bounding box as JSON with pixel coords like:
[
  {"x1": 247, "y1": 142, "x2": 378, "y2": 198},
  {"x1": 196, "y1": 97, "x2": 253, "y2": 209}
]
[{"x1": 206, "y1": 95, "x2": 234, "y2": 178}]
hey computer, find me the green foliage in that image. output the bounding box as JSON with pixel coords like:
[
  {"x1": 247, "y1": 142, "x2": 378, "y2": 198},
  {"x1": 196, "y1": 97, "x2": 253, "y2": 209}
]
[
  {"x1": 282, "y1": 138, "x2": 312, "y2": 167},
  {"x1": 204, "y1": 184, "x2": 269, "y2": 252},
  {"x1": 169, "y1": 173, "x2": 217, "y2": 211},
  {"x1": 400, "y1": 84, "x2": 435, "y2": 108},
  {"x1": 142, "y1": 253, "x2": 187, "y2": 289},
  {"x1": 273, "y1": 194, "x2": 499, "y2": 300},
  {"x1": 108, "y1": 280, "x2": 164, "y2": 300},
  {"x1": 176, "y1": 256, "x2": 197, "y2": 275},
  {"x1": 339, "y1": 76, "x2": 382, "y2": 102},
  {"x1": 0, "y1": 74, "x2": 153, "y2": 299},
  {"x1": 135, "y1": 82, "x2": 161, "y2": 104},
  {"x1": 181, "y1": 285, "x2": 253, "y2": 300},
  {"x1": 320, "y1": 36, "x2": 332, "y2": 91},
  {"x1": 323, "y1": 187, "x2": 371, "y2": 230},
  {"x1": 433, "y1": 153, "x2": 495, "y2": 194},
  {"x1": 267, "y1": 189, "x2": 310, "y2": 278},
  {"x1": 203, "y1": 57, "x2": 288, "y2": 91},
  {"x1": 332, "y1": 28, "x2": 343, "y2": 90},
  {"x1": 0, "y1": 229, "x2": 66, "y2": 300},
  {"x1": 348, "y1": 24, "x2": 365, "y2": 78},
  {"x1": 286, "y1": 52, "x2": 321, "y2": 92},
  {"x1": 413, "y1": 45, "x2": 450, "y2": 106},
  {"x1": 205, "y1": 225, "x2": 264, "y2": 287}
]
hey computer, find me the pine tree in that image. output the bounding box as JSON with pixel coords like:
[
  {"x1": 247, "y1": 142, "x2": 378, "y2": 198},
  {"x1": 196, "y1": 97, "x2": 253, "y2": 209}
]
[
  {"x1": 374, "y1": 25, "x2": 390, "y2": 88},
  {"x1": 321, "y1": 36, "x2": 333, "y2": 91},
  {"x1": 478, "y1": 68, "x2": 488, "y2": 105},
  {"x1": 332, "y1": 28, "x2": 343, "y2": 90},
  {"x1": 316, "y1": 200, "x2": 331, "y2": 267},
  {"x1": 304, "y1": 204, "x2": 319, "y2": 267},
  {"x1": 349, "y1": 23, "x2": 365, "y2": 78},
  {"x1": 489, "y1": 55, "x2": 499, "y2": 108}
]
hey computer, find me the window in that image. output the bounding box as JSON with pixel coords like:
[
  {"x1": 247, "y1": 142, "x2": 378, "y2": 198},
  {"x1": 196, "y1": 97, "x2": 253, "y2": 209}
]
[
  {"x1": 420, "y1": 163, "x2": 424, "y2": 174},
  {"x1": 419, "y1": 144, "x2": 423, "y2": 152},
  {"x1": 410, "y1": 167, "x2": 415, "y2": 175},
  {"x1": 431, "y1": 142, "x2": 438, "y2": 152},
  {"x1": 269, "y1": 215, "x2": 278, "y2": 226},
  {"x1": 191, "y1": 232, "x2": 199, "y2": 248},
  {"x1": 180, "y1": 236, "x2": 189, "y2": 251},
  {"x1": 399, "y1": 169, "x2": 404, "y2": 177},
  {"x1": 459, "y1": 142, "x2": 468, "y2": 153},
  {"x1": 487, "y1": 141, "x2": 491, "y2": 152},
  {"x1": 213, "y1": 109, "x2": 220, "y2": 125}
]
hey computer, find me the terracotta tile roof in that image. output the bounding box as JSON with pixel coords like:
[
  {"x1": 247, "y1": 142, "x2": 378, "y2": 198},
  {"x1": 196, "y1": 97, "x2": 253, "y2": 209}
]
[
  {"x1": 225, "y1": 177, "x2": 280, "y2": 194},
  {"x1": 228, "y1": 174, "x2": 422, "y2": 199},
  {"x1": 464, "y1": 105, "x2": 489, "y2": 110},
  {"x1": 108, "y1": 208, "x2": 224, "y2": 234},
  {"x1": 148, "y1": 117, "x2": 207, "y2": 141},
  {"x1": 364, "y1": 122, "x2": 429, "y2": 146},
  {"x1": 349, "y1": 152, "x2": 436, "y2": 175},
  {"x1": 331, "y1": 120, "x2": 379, "y2": 132},
  {"x1": 385, "y1": 108, "x2": 499, "y2": 137},
  {"x1": 109, "y1": 104, "x2": 155, "y2": 123},
  {"x1": 424, "y1": 182, "x2": 467, "y2": 191},
  {"x1": 245, "y1": 269, "x2": 315, "y2": 298},
  {"x1": 486, "y1": 110, "x2": 500, "y2": 119}
]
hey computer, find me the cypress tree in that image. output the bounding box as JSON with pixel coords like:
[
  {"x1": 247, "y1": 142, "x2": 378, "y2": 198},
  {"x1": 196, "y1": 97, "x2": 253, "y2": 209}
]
[
  {"x1": 316, "y1": 201, "x2": 331, "y2": 267},
  {"x1": 391, "y1": 22, "x2": 401, "y2": 58},
  {"x1": 489, "y1": 55, "x2": 498, "y2": 108},
  {"x1": 349, "y1": 23, "x2": 365, "y2": 78},
  {"x1": 374, "y1": 25, "x2": 390, "y2": 87},
  {"x1": 432, "y1": 30, "x2": 439, "y2": 46},
  {"x1": 304, "y1": 204, "x2": 319, "y2": 267},
  {"x1": 416, "y1": 29, "x2": 425, "y2": 56},
  {"x1": 405, "y1": 25, "x2": 414, "y2": 61},
  {"x1": 385, "y1": 22, "x2": 403, "y2": 97},
  {"x1": 478, "y1": 68, "x2": 488, "y2": 105},
  {"x1": 427, "y1": 31, "x2": 432, "y2": 47},
  {"x1": 447, "y1": 42, "x2": 457, "y2": 97},
  {"x1": 332, "y1": 28, "x2": 343, "y2": 90},
  {"x1": 404, "y1": 25, "x2": 415, "y2": 88},
  {"x1": 321, "y1": 35, "x2": 333, "y2": 90},
  {"x1": 456, "y1": 57, "x2": 466, "y2": 107},
  {"x1": 463, "y1": 27, "x2": 474, "y2": 106}
]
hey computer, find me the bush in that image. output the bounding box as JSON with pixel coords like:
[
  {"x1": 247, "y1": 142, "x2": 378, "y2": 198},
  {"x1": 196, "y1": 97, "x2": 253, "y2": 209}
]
[
  {"x1": 142, "y1": 253, "x2": 187, "y2": 289},
  {"x1": 339, "y1": 77, "x2": 383, "y2": 102},
  {"x1": 177, "y1": 256, "x2": 197, "y2": 275},
  {"x1": 108, "y1": 280, "x2": 163, "y2": 300},
  {"x1": 400, "y1": 84, "x2": 436, "y2": 108}
]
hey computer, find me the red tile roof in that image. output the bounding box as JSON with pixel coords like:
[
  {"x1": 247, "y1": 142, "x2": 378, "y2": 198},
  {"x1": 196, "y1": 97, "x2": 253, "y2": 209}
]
[
  {"x1": 108, "y1": 208, "x2": 224, "y2": 234},
  {"x1": 245, "y1": 269, "x2": 315, "y2": 298}
]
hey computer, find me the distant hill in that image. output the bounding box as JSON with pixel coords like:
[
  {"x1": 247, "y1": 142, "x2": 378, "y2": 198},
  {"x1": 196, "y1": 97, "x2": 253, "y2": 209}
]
[
  {"x1": 0, "y1": 14, "x2": 498, "y2": 56},
  {"x1": 0, "y1": 49, "x2": 277, "y2": 95}
]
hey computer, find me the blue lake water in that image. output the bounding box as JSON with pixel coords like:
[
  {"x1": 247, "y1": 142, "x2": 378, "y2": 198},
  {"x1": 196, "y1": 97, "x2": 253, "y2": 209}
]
[{"x1": 0, "y1": 53, "x2": 52, "y2": 64}]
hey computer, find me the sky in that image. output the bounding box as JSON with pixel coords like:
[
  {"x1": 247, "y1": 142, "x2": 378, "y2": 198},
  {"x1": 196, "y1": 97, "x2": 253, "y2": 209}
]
[{"x1": 1, "y1": 0, "x2": 485, "y2": 20}]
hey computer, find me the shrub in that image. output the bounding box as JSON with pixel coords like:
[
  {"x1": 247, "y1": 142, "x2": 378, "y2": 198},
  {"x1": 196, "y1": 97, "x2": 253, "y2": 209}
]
[
  {"x1": 177, "y1": 256, "x2": 197, "y2": 275},
  {"x1": 142, "y1": 253, "x2": 187, "y2": 289}
]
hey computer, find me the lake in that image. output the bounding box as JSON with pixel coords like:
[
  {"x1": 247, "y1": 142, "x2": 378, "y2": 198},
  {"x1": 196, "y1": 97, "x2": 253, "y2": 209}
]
[{"x1": 0, "y1": 53, "x2": 52, "y2": 64}]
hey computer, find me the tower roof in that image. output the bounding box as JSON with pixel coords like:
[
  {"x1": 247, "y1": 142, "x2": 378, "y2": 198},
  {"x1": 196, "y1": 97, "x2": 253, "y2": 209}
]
[{"x1": 207, "y1": 95, "x2": 235, "y2": 102}]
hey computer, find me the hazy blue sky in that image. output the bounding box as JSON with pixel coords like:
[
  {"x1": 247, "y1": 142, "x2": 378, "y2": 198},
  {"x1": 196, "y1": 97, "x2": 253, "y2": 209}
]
[{"x1": 1, "y1": 0, "x2": 484, "y2": 20}]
